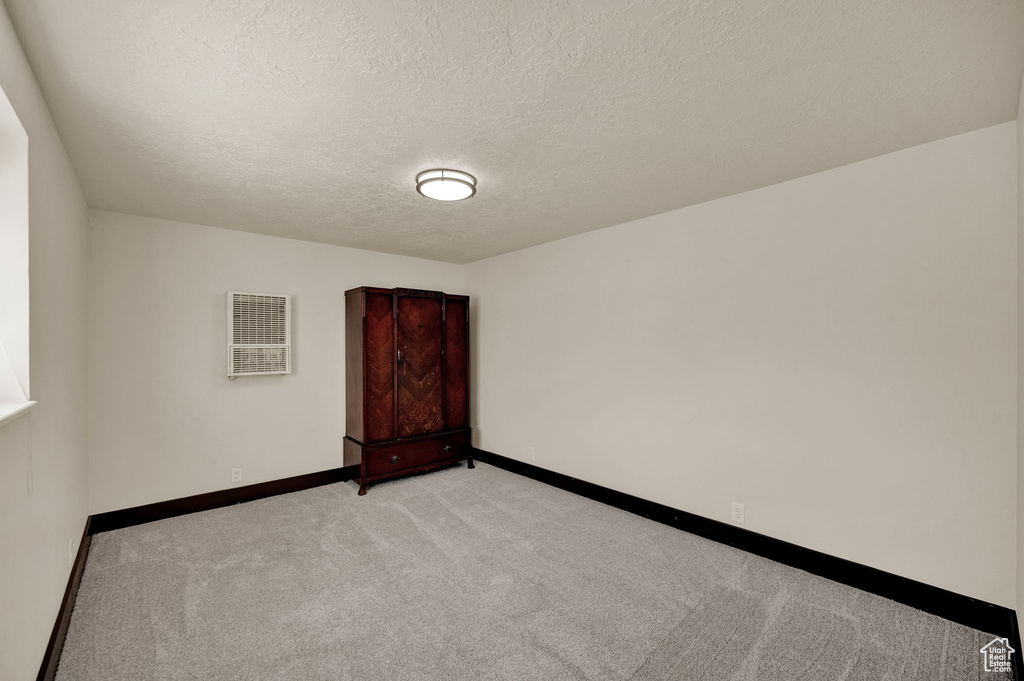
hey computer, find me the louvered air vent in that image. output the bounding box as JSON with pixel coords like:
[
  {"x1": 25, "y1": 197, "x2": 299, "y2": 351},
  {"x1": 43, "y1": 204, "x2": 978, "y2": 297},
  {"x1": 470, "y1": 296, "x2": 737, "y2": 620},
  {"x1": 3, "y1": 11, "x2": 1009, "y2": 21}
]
[{"x1": 227, "y1": 292, "x2": 291, "y2": 377}]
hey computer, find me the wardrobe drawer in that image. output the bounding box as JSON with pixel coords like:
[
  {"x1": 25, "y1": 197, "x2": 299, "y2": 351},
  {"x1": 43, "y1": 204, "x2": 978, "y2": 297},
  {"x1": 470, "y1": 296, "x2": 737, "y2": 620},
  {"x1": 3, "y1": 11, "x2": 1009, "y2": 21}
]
[{"x1": 365, "y1": 432, "x2": 469, "y2": 478}]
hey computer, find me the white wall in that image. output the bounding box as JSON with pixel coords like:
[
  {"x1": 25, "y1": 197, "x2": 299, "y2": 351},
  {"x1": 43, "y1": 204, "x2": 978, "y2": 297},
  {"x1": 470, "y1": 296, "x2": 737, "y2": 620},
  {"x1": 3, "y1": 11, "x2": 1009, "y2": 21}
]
[
  {"x1": 88, "y1": 210, "x2": 464, "y2": 513},
  {"x1": 466, "y1": 122, "x2": 1018, "y2": 608},
  {"x1": 1016, "y1": 71, "x2": 1023, "y2": 633},
  {"x1": 0, "y1": 2, "x2": 90, "y2": 679}
]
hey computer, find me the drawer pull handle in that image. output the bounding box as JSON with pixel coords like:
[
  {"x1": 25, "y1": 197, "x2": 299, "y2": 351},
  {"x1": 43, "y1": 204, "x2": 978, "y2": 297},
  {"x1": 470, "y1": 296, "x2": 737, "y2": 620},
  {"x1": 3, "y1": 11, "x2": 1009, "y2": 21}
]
[
  {"x1": 390, "y1": 455, "x2": 399, "y2": 464},
  {"x1": 443, "y1": 445, "x2": 452, "y2": 452}
]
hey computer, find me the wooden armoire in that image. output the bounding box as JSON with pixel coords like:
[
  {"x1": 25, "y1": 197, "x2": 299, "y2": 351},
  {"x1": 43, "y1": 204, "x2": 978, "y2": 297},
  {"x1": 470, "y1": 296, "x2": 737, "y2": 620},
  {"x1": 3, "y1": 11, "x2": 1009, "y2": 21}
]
[{"x1": 343, "y1": 287, "x2": 472, "y2": 495}]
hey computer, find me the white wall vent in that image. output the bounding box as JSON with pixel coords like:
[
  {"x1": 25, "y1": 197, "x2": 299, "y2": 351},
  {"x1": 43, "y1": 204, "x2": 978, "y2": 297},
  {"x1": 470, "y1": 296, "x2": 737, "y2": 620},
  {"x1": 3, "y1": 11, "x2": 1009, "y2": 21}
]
[{"x1": 227, "y1": 291, "x2": 291, "y2": 377}]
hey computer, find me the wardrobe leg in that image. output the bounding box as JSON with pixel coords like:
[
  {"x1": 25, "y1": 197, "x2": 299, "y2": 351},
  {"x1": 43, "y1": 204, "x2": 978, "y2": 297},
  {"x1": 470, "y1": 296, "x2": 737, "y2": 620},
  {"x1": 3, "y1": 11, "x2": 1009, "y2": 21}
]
[
  {"x1": 467, "y1": 458, "x2": 475, "y2": 469},
  {"x1": 358, "y1": 481, "x2": 367, "y2": 496}
]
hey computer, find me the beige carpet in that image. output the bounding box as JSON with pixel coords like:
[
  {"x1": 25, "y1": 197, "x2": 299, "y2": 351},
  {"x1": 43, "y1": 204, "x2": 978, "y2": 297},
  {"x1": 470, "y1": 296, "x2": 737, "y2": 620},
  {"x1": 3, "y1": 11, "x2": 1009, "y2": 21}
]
[{"x1": 57, "y1": 463, "x2": 1011, "y2": 680}]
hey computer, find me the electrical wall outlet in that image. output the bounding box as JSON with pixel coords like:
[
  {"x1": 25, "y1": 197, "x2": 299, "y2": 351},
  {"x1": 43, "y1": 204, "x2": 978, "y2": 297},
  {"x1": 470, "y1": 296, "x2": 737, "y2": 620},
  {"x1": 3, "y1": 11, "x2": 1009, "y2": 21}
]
[
  {"x1": 731, "y1": 502, "x2": 745, "y2": 524},
  {"x1": 527, "y1": 445, "x2": 536, "y2": 461},
  {"x1": 231, "y1": 467, "x2": 243, "y2": 484}
]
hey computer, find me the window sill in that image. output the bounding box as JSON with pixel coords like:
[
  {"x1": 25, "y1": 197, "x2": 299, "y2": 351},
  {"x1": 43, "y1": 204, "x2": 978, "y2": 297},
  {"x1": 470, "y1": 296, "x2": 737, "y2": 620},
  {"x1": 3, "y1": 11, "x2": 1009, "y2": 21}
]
[{"x1": 0, "y1": 401, "x2": 36, "y2": 428}]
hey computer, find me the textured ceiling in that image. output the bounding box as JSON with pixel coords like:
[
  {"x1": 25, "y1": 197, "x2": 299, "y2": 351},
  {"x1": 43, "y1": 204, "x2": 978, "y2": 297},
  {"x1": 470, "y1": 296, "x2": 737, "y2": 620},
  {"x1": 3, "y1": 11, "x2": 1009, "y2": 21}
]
[{"x1": 5, "y1": 0, "x2": 1024, "y2": 263}]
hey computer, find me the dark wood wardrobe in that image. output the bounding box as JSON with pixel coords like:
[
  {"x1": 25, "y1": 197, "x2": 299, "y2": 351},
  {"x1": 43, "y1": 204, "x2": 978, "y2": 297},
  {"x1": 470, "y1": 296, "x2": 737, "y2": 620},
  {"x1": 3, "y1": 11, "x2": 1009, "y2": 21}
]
[{"x1": 343, "y1": 287, "x2": 472, "y2": 495}]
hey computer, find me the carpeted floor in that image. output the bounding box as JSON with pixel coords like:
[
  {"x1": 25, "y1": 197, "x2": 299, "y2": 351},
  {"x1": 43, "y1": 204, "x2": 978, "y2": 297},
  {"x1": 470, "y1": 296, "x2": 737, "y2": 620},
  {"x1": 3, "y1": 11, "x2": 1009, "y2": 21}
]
[{"x1": 57, "y1": 463, "x2": 1010, "y2": 680}]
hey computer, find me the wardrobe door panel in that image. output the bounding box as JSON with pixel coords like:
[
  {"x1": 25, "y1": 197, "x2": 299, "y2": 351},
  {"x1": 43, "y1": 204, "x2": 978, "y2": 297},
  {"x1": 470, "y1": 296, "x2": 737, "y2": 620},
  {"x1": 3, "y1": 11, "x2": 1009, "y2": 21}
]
[
  {"x1": 444, "y1": 297, "x2": 468, "y2": 430},
  {"x1": 396, "y1": 295, "x2": 444, "y2": 438},
  {"x1": 363, "y1": 292, "x2": 395, "y2": 443},
  {"x1": 344, "y1": 293, "x2": 365, "y2": 442}
]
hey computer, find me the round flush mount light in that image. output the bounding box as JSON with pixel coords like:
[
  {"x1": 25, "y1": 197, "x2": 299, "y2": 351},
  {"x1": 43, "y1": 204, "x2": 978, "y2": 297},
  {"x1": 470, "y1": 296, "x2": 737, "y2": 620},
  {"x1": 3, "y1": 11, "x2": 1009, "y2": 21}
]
[{"x1": 416, "y1": 169, "x2": 476, "y2": 201}]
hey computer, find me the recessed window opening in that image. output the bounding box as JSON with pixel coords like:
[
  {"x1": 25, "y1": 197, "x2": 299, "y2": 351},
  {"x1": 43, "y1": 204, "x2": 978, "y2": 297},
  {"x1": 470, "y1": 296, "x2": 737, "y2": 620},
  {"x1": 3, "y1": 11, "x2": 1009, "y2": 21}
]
[{"x1": 0, "y1": 81, "x2": 30, "y2": 405}]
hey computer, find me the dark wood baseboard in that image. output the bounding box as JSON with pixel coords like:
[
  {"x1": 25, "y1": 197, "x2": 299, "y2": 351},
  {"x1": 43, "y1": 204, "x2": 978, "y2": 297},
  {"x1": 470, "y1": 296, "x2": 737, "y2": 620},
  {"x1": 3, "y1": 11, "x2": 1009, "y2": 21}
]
[
  {"x1": 39, "y1": 456, "x2": 1022, "y2": 679},
  {"x1": 38, "y1": 465, "x2": 360, "y2": 680},
  {"x1": 36, "y1": 517, "x2": 92, "y2": 681},
  {"x1": 1011, "y1": 611, "x2": 1024, "y2": 681},
  {"x1": 90, "y1": 466, "x2": 360, "y2": 534},
  {"x1": 472, "y1": 448, "x2": 1022, "y2": 660}
]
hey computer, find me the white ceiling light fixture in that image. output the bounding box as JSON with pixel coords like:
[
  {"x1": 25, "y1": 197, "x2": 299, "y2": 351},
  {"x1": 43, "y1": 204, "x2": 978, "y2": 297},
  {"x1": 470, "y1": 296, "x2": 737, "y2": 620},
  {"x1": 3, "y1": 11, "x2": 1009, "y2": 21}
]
[{"x1": 416, "y1": 169, "x2": 476, "y2": 201}]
